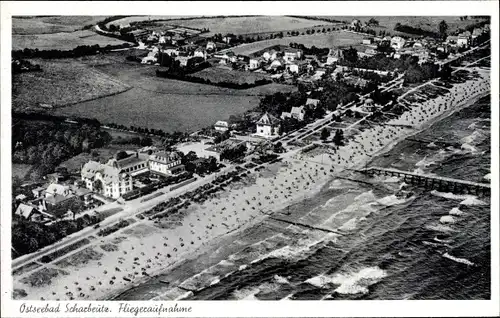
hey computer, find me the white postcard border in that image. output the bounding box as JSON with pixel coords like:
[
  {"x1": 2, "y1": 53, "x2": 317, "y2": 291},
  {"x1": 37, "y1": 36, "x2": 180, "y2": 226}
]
[{"x1": 1, "y1": 1, "x2": 499, "y2": 317}]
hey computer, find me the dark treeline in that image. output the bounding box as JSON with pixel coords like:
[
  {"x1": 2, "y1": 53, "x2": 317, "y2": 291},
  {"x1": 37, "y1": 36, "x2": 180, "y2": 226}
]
[
  {"x1": 12, "y1": 43, "x2": 133, "y2": 60},
  {"x1": 12, "y1": 213, "x2": 103, "y2": 258},
  {"x1": 12, "y1": 59, "x2": 42, "y2": 74},
  {"x1": 288, "y1": 42, "x2": 330, "y2": 56},
  {"x1": 12, "y1": 119, "x2": 112, "y2": 179},
  {"x1": 13, "y1": 112, "x2": 101, "y2": 127},
  {"x1": 394, "y1": 23, "x2": 440, "y2": 38},
  {"x1": 156, "y1": 69, "x2": 272, "y2": 89}
]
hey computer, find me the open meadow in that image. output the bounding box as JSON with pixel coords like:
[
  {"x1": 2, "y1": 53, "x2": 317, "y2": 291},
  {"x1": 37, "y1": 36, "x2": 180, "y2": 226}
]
[
  {"x1": 12, "y1": 58, "x2": 131, "y2": 111},
  {"x1": 40, "y1": 54, "x2": 296, "y2": 133},
  {"x1": 12, "y1": 16, "x2": 107, "y2": 35},
  {"x1": 12, "y1": 30, "x2": 132, "y2": 50},
  {"x1": 162, "y1": 16, "x2": 336, "y2": 37},
  {"x1": 224, "y1": 31, "x2": 365, "y2": 56},
  {"x1": 317, "y1": 16, "x2": 489, "y2": 34}
]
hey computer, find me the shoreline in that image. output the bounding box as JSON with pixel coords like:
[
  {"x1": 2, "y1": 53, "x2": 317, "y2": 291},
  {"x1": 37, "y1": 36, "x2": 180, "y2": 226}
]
[
  {"x1": 108, "y1": 75, "x2": 491, "y2": 301},
  {"x1": 13, "y1": 68, "x2": 490, "y2": 301}
]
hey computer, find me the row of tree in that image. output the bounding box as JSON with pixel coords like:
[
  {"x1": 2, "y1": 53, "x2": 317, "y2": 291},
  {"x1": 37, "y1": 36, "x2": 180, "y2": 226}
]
[
  {"x1": 12, "y1": 213, "x2": 103, "y2": 258},
  {"x1": 12, "y1": 43, "x2": 133, "y2": 60}
]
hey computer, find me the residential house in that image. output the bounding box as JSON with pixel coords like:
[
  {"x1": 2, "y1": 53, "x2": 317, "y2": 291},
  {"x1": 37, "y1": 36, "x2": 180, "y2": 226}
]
[
  {"x1": 390, "y1": 36, "x2": 406, "y2": 50},
  {"x1": 81, "y1": 161, "x2": 133, "y2": 199},
  {"x1": 262, "y1": 49, "x2": 279, "y2": 61},
  {"x1": 32, "y1": 186, "x2": 45, "y2": 199},
  {"x1": 206, "y1": 41, "x2": 216, "y2": 51},
  {"x1": 163, "y1": 46, "x2": 180, "y2": 56},
  {"x1": 15, "y1": 203, "x2": 45, "y2": 222},
  {"x1": 176, "y1": 55, "x2": 191, "y2": 67},
  {"x1": 286, "y1": 60, "x2": 308, "y2": 74},
  {"x1": 326, "y1": 48, "x2": 343, "y2": 65},
  {"x1": 194, "y1": 47, "x2": 207, "y2": 60},
  {"x1": 255, "y1": 113, "x2": 281, "y2": 138},
  {"x1": 350, "y1": 19, "x2": 362, "y2": 30},
  {"x1": 149, "y1": 151, "x2": 185, "y2": 176},
  {"x1": 109, "y1": 151, "x2": 149, "y2": 176},
  {"x1": 283, "y1": 48, "x2": 303, "y2": 62},
  {"x1": 249, "y1": 58, "x2": 263, "y2": 70},
  {"x1": 362, "y1": 38, "x2": 373, "y2": 45},
  {"x1": 270, "y1": 58, "x2": 285, "y2": 69},
  {"x1": 214, "y1": 121, "x2": 229, "y2": 132},
  {"x1": 305, "y1": 98, "x2": 320, "y2": 108},
  {"x1": 281, "y1": 106, "x2": 306, "y2": 121},
  {"x1": 365, "y1": 48, "x2": 377, "y2": 56},
  {"x1": 457, "y1": 35, "x2": 470, "y2": 48}
]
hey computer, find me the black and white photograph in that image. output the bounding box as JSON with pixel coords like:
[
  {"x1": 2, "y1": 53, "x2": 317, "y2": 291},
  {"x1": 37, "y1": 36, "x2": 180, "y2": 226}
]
[{"x1": 1, "y1": 1, "x2": 499, "y2": 317}]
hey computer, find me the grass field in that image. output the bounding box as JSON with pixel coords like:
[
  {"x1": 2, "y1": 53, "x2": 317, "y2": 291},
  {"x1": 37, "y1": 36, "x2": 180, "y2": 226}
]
[
  {"x1": 105, "y1": 16, "x2": 204, "y2": 28},
  {"x1": 48, "y1": 57, "x2": 295, "y2": 133},
  {"x1": 12, "y1": 164, "x2": 33, "y2": 179},
  {"x1": 318, "y1": 16, "x2": 489, "y2": 34},
  {"x1": 164, "y1": 16, "x2": 336, "y2": 37},
  {"x1": 12, "y1": 16, "x2": 107, "y2": 35},
  {"x1": 12, "y1": 58, "x2": 131, "y2": 110},
  {"x1": 12, "y1": 30, "x2": 132, "y2": 50},
  {"x1": 224, "y1": 31, "x2": 365, "y2": 56}
]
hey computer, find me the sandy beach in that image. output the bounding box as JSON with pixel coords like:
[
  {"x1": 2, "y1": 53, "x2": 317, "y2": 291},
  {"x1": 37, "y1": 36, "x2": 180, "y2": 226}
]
[{"x1": 13, "y1": 67, "x2": 490, "y2": 301}]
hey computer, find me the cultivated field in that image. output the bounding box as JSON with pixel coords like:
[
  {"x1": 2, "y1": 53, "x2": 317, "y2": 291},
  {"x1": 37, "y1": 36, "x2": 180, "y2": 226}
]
[
  {"x1": 224, "y1": 31, "x2": 365, "y2": 56},
  {"x1": 12, "y1": 30, "x2": 132, "y2": 50},
  {"x1": 318, "y1": 16, "x2": 489, "y2": 34},
  {"x1": 12, "y1": 16, "x2": 107, "y2": 35},
  {"x1": 191, "y1": 66, "x2": 270, "y2": 85},
  {"x1": 105, "y1": 16, "x2": 204, "y2": 28},
  {"x1": 164, "y1": 16, "x2": 336, "y2": 36},
  {"x1": 12, "y1": 58, "x2": 131, "y2": 110}
]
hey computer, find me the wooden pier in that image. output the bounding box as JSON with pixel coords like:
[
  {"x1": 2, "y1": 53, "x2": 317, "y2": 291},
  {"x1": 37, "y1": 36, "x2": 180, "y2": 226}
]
[{"x1": 361, "y1": 167, "x2": 490, "y2": 196}]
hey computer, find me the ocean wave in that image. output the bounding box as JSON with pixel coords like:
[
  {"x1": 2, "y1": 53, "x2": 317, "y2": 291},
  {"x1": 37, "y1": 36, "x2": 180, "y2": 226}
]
[
  {"x1": 460, "y1": 197, "x2": 487, "y2": 206},
  {"x1": 449, "y1": 207, "x2": 466, "y2": 216},
  {"x1": 274, "y1": 275, "x2": 291, "y2": 284},
  {"x1": 383, "y1": 176, "x2": 401, "y2": 183},
  {"x1": 331, "y1": 266, "x2": 388, "y2": 295},
  {"x1": 416, "y1": 156, "x2": 436, "y2": 168},
  {"x1": 461, "y1": 143, "x2": 478, "y2": 153},
  {"x1": 377, "y1": 194, "x2": 412, "y2": 206},
  {"x1": 443, "y1": 253, "x2": 475, "y2": 266},
  {"x1": 431, "y1": 190, "x2": 478, "y2": 201},
  {"x1": 439, "y1": 215, "x2": 456, "y2": 224},
  {"x1": 434, "y1": 236, "x2": 453, "y2": 244},
  {"x1": 461, "y1": 130, "x2": 484, "y2": 145},
  {"x1": 339, "y1": 218, "x2": 358, "y2": 231},
  {"x1": 425, "y1": 224, "x2": 457, "y2": 233},
  {"x1": 232, "y1": 287, "x2": 260, "y2": 300}
]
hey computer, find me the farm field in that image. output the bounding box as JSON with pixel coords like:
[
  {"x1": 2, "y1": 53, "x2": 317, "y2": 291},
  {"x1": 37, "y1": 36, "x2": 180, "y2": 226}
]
[
  {"x1": 317, "y1": 16, "x2": 489, "y2": 34},
  {"x1": 12, "y1": 16, "x2": 107, "y2": 35},
  {"x1": 164, "y1": 16, "x2": 337, "y2": 37},
  {"x1": 12, "y1": 30, "x2": 132, "y2": 50},
  {"x1": 12, "y1": 58, "x2": 131, "y2": 111},
  {"x1": 52, "y1": 87, "x2": 260, "y2": 133},
  {"x1": 191, "y1": 66, "x2": 270, "y2": 85},
  {"x1": 224, "y1": 31, "x2": 365, "y2": 56},
  {"x1": 105, "y1": 16, "x2": 205, "y2": 28}
]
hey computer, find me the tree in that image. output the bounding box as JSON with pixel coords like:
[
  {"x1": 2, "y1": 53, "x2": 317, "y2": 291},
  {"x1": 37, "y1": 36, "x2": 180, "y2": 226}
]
[
  {"x1": 320, "y1": 128, "x2": 330, "y2": 141},
  {"x1": 93, "y1": 179, "x2": 103, "y2": 193},
  {"x1": 439, "y1": 20, "x2": 448, "y2": 40},
  {"x1": 368, "y1": 18, "x2": 379, "y2": 26},
  {"x1": 333, "y1": 129, "x2": 344, "y2": 146}
]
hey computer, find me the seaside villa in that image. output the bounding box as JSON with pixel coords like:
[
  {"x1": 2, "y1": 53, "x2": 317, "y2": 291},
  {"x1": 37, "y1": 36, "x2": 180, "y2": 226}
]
[
  {"x1": 148, "y1": 151, "x2": 185, "y2": 176},
  {"x1": 81, "y1": 161, "x2": 133, "y2": 199},
  {"x1": 254, "y1": 112, "x2": 281, "y2": 139}
]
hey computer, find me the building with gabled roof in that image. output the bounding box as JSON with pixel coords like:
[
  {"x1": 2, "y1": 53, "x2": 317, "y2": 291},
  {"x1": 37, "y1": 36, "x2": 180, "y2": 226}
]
[
  {"x1": 149, "y1": 151, "x2": 185, "y2": 176},
  {"x1": 255, "y1": 112, "x2": 281, "y2": 138},
  {"x1": 81, "y1": 161, "x2": 133, "y2": 199}
]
